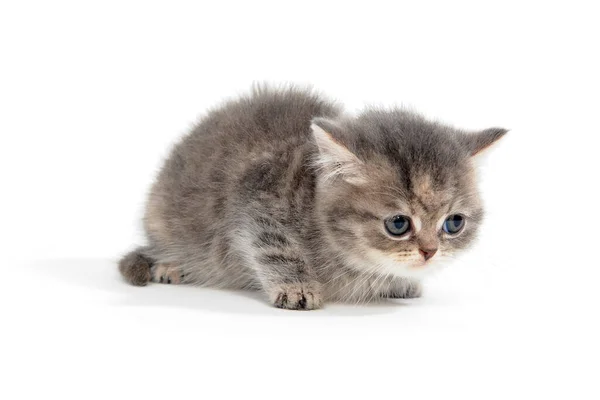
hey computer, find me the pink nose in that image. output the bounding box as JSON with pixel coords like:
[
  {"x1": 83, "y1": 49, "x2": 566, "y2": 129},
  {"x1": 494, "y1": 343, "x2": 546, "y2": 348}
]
[{"x1": 419, "y1": 248, "x2": 437, "y2": 261}]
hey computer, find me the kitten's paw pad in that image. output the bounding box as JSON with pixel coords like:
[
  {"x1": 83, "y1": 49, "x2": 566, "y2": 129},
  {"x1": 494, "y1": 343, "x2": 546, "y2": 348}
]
[
  {"x1": 269, "y1": 283, "x2": 323, "y2": 310},
  {"x1": 388, "y1": 281, "x2": 423, "y2": 299},
  {"x1": 151, "y1": 263, "x2": 183, "y2": 284}
]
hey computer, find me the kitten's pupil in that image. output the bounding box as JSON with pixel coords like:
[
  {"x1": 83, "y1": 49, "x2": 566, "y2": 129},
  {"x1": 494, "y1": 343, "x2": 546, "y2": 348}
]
[
  {"x1": 385, "y1": 215, "x2": 411, "y2": 236},
  {"x1": 443, "y1": 214, "x2": 465, "y2": 234}
]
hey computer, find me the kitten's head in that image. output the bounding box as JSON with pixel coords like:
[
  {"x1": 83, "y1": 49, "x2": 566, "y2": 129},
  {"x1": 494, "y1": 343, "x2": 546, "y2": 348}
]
[{"x1": 312, "y1": 109, "x2": 506, "y2": 278}]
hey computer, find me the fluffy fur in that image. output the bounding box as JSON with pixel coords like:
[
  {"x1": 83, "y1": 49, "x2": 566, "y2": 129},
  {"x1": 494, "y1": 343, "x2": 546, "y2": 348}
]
[{"x1": 119, "y1": 85, "x2": 506, "y2": 310}]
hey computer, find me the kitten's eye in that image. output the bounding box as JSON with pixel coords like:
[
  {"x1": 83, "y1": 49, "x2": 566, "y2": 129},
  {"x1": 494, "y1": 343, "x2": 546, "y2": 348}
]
[
  {"x1": 384, "y1": 215, "x2": 411, "y2": 237},
  {"x1": 443, "y1": 214, "x2": 465, "y2": 234}
]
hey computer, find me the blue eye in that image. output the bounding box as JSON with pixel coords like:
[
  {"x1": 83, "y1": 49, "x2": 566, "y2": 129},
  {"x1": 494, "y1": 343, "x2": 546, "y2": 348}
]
[
  {"x1": 385, "y1": 215, "x2": 411, "y2": 236},
  {"x1": 443, "y1": 214, "x2": 465, "y2": 234}
]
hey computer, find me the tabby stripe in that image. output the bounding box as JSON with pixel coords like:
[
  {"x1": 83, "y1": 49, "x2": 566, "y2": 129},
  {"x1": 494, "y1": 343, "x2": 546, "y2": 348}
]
[
  {"x1": 259, "y1": 254, "x2": 305, "y2": 268},
  {"x1": 255, "y1": 231, "x2": 290, "y2": 247}
]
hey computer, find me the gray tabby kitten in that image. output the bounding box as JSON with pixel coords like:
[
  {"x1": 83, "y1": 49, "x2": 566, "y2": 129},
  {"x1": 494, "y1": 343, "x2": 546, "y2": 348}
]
[{"x1": 119, "y1": 86, "x2": 506, "y2": 310}]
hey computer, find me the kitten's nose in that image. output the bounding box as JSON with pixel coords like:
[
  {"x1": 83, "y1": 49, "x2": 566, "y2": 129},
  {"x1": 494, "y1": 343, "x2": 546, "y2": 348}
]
[{"x1": 419, "y1": 248, "x2": 437, "y2": 261}]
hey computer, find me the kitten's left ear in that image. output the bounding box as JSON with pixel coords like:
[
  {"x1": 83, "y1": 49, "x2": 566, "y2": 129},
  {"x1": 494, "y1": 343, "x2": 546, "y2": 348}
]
[
  {"x1": 462, "y1": 127, "x2": 508, "y2": 157},
  {"x1": 311, "y1": 118, "x2": 365, "y2": 184}
]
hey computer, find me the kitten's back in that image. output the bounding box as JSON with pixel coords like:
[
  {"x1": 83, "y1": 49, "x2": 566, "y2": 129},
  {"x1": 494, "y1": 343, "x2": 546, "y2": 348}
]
[{"x1": 194, "y1": 85, "x2": 341, "y2": 144}]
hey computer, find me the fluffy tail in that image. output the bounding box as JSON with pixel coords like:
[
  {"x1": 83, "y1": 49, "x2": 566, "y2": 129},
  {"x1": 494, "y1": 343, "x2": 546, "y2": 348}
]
[{"x1": 118, "y1": 247, "x2": 155, "y2": 286}]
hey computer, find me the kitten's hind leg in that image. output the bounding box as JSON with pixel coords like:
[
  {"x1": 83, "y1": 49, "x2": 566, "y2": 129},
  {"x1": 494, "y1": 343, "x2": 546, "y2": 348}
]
[
  {"x1": 244, "y1": 218, "x2": 323, "y2": 310},
  {"x1": 151, "y1": 263, "x2": 185, "y2": 284}
]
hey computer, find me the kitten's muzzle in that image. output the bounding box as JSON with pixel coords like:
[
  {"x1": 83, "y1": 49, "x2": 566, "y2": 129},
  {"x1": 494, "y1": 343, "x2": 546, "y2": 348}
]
[{"x1": 419, "y1": 248, "x2": 437, "y2": 261}]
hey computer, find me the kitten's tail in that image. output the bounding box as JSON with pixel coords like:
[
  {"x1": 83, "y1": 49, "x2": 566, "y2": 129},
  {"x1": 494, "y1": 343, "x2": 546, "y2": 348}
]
[{"x1": 118, "y1": 246, "x2": 155, "y2": 286}]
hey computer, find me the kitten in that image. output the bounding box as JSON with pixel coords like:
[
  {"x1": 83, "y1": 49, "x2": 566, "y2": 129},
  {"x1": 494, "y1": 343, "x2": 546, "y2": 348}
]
[{"x1": 119, "y1": 85, "x2": 506, "y2": 310}]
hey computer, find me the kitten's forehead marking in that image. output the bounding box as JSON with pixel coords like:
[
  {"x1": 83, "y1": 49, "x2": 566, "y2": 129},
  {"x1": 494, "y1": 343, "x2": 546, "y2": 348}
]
[{"x1": 411, "y1": 173, "x2": 453, "y2": 213}]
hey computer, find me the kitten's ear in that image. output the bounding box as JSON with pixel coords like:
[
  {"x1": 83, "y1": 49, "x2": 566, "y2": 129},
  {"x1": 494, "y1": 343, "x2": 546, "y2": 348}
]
[
  {"x1": 311, "y1": 118, "x2": 365, "y2": 184},
  {"x1": 462, "y1": 127, "x2": 508, "y2": 157}
]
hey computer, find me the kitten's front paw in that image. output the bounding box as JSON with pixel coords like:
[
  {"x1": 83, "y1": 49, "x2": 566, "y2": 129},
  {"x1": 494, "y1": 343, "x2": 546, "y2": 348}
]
[
  {"x1": 387, "y1": 279, "x2": 423, "y2": 299},
  {"x1": 268, "y1": 282, "x2": 323, "y2": 310}
]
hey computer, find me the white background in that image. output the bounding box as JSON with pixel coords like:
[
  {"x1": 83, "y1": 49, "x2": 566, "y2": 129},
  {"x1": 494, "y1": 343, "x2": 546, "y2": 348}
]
[{"x1": 1, "y1": 1, "x2": 599, "y2": 399}]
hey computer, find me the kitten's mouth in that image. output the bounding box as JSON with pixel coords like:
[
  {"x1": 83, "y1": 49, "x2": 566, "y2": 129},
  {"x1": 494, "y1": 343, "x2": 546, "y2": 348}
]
[
  {"x1": 410, "y1": 256, "x2": 438, "y2": 268},
  {"x1": 411, "y1": 260, "x2": 429, "y2": 268}
]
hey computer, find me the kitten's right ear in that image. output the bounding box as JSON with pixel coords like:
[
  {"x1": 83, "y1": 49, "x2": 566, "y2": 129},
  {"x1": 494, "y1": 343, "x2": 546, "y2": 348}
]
[
  {"x1": 311, "y1": 118, "x2": 365, "y2": 184},
  {"x1": 462, "y1": 127, "x2": 508, "y2": 157}
]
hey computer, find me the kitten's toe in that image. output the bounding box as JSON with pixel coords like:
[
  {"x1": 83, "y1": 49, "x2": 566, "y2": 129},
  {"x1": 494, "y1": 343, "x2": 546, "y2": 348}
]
[
  {"x1": 152, "y1": 263, "x2": 183, "y2": 284},
  {"x1": 269, "y1": 282, "x2": 323, "y2": 310}
]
